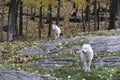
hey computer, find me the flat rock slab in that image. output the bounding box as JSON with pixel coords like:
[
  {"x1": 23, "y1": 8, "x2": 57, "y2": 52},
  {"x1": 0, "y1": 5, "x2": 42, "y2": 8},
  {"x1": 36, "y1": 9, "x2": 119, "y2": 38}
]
[
  {"x1": 93, "y1": 56, "x2": 120, "y2": 67},
  {"x1": 0, "y1": 68, "x2": 55, "y2": 80},
  {"x1": 20, "y1": 35, "x2": 120, "y2": 55},
  {"x1": 91, "y1": 36, "x2": 120, "y2": 52},
  {"x1": 19, "y1": 30, "x2": 120, "y2": 68},
  {"x1": 20, "y1": 36, "x2": 89, "y2": 55},
  {"x1": 34, "y1": 56, "x2": 73, "y2": 67}
]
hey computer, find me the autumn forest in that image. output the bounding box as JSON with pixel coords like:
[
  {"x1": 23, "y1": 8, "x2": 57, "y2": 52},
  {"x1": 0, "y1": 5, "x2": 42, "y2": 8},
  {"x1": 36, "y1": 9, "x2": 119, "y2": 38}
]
[
  {"x1": 0, "y1": 0, "x2": 120, "y2": 80},
  {"x1": 0, "y1": 0, "x2": 119, "y2": 42}
]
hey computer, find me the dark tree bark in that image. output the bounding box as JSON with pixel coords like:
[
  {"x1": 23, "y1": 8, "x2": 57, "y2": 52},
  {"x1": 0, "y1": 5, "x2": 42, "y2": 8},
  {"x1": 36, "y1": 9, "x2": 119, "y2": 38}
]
[
  {"x1": 93, "y1": 0, "x2": 97, "y2": 31},
  {"x1": 85, "y1": 0, "x2": 90, "y2": 31},
  {"x1": 13, "y1": 0, "x2": 19, "y2": 37},
  {"x1": 56, "y1": 0, "x2": 61, "y2": 26},
  {"x1": 38, "y1": 3, "x2": 42, "y2": 39},
  {"x1": 8, "y1": 0, "x2": 19, "y2": 41},
  {"x1": 118, "y1": 0, "x2": 120, "y2": 28},
  {"x1": 81, "y1": 8, "x2": 85, "y2": 32},
  {"x1": 8, "y1": 0, "x2": 16, "y2": 41},
  {"x1": 97, "y1": 1, "x2": 100, "y2": 30},
  {"x1": 19, "y1": 0, "x2": 23, "y2": 36},
  {"x1": 30, "y1": 7, "x2": 36, "y2": 20},
  {"x1": 104, "y1": 0, "x2": 109, "y2": 29},
  {"x1": 108, "y1": 0, "x2": 117, "y2": 30},
  {"x1": 72, "y1": 2, "x2": 76, "y2": 8},
  {"x1": 71, "y1": 3, "x2": 78, "y2": 18},
  {"x1": 48, "y1": 4, "x2": 52, "y2": 37},
  {"x1": 26, "y1": 7, "x2": 29, "y2": 35}
]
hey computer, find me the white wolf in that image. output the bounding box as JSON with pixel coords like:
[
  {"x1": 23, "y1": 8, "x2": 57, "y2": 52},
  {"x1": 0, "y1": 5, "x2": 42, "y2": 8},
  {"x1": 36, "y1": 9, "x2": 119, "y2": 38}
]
[
  {"x1": 52, "y1": 24, "x2": 62, "y2": 39},
  {"x1": 80, "y1": 44, "x2": 93, "y2": 72}
]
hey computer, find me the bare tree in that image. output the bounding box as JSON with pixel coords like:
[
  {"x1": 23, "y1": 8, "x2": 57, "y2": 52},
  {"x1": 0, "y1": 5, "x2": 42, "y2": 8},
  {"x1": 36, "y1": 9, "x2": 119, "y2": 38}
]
[
  {"x1": 8, "y1": 0, "x2": 19, "y2": 41},
  {"x1": 56, "y1": 0, "x2": 61, "y2": 26},
  {"x1": 19, "y1": 0, "x2": 23, "y2": 36},
  {"x1": 85, "y1": 0, "x2": 90, "y2": 31},
  {"x1": 104, "y1": 0, "x2": 109, "y2": 29},
  {"x1": 118, "y1": 0, "x2": 120, "y2": 28},
  {"x1": 93, "y1": 0, "x2": 97, "y2": 31},
  {"x1": 108, "y1": 0, "x2": 118, "y2": 30},
  {"x1": 38, "y1": 2, "x2": 42, "y2": 39},
  {"x1": 25, "y1": 7, "x2": 29, "y2": 35},
  {"x1": 81, "y1": 8, "x2": 85, "y2": 32},
  {"x1": 48, "y1": 3, "x2": 52, "y2": 37}
]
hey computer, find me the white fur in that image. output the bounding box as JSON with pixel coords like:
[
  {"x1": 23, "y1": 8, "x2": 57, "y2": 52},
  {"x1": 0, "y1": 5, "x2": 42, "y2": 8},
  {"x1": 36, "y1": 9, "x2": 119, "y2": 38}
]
[
  {"x1": 52, "y1": 24, "x2": 61, "y2": 39},
  {"x1": 80, "y1": 44, "x2": 93, "y2": 72}
]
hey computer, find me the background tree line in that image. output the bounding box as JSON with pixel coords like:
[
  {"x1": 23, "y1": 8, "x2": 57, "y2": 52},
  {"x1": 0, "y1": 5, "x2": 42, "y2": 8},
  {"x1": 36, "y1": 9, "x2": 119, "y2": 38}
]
[{"x1": 0, "y1": 0, "x2": 120, "y2": 42}]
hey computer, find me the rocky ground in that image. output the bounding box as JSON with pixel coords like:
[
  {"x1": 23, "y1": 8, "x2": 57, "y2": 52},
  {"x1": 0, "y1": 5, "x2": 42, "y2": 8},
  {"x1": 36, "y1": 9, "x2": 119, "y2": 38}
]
[
  {"x1": 21, "y1": 29, "x2": 120, "y2": 66},
  {"x1": 0, "y1": 68, "x2": 56, "y2": 80},
  {"x1": 20, "y1": 29, "x2": 120, "y2": 55},
  {"x1": 1, "y1": 29, "x2": 120, "y2": 80}
]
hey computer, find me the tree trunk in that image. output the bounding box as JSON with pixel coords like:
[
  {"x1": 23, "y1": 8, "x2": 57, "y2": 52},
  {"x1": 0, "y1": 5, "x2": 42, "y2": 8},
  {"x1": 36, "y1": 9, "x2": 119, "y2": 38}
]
[
  {"x1": 48, "y1": 4, "x2": 52, "y2": 37},
  {"x1": 30, "y1": 7, "x2": 36, "y2": 20},
  {"x1": 108, "y1": 0, "x2": 117, "y2": 30},
  {"x1": 104, "y1": 0, "x2": 109, "y2": 29},
  {"x1": 19, "y1": 0, "x2": 23, "y2": 36},
  {"x1": 26, "y1": 7, "x2": 29, "y2": 35},
  {"x1": 93, "y1": 0, "x2": 97, "y2": 31},
  {"x1": 81, "y1": 8, "x2": 85, "y2": 32},
  {"x1": 56, "y1": 0, "x2": 61, "y2": 26},
  {"x1": 73, "y1": 2, "x2": 76, "y2": 8},
  {"x1": 118, "y1": 0, "x2": 120, "y2": 28},
  {"x1": 97, "y1": 2, "x2": 100, "y2": 30},
  {"x1": 8, "y1": 0, "x2": 19, "y2": 41},
  {"x1": 13, "y1": 0, "x2": 19, "y2": 37},
  {"x1": 38, "y1": 3, "x2": 42, "y2": 39},
  {"x1": 85, "y1": 0, "x2": 90, "y2": 31},
  {"x1": 8, "y1": 0, "x2": 15, "y2": 41}
]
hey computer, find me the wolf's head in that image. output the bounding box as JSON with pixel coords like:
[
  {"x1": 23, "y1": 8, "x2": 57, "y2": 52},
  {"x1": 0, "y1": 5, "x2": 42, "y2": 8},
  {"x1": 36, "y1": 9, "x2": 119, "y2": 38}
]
[
  {"x1": 52, "y1": 24, "x2": 57, "y2": 30},
  {"x1": 82, "y1": 44, "x2": 91, "y2": 53}
]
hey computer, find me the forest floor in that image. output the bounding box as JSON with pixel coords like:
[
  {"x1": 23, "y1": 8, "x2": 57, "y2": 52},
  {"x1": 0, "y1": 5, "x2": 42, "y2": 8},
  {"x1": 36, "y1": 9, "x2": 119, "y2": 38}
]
[
  {"x1": 0, "y1": 1, "x2": 120, "y2": 79},
  {"x1": 0, "y1": 29, "x2": 120, "y2": 80}
]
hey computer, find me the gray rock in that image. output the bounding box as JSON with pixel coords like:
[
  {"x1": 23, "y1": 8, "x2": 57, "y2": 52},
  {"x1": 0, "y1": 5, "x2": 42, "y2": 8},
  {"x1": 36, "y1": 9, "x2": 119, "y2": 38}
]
[
  {"x1": 93, "y1": 56, "x2": 120, "y2": 67},
  {"x1": 20, "y1": 36, "x2": 88, "y2": 55},
  {"x1": 91, "y1": 36, "x2": 120, "y2": 52},
  {"x1": 21, "y1": 35, "x2": 120, "y2": 55},
  {"x1": 0, "y1": 68, "x2": 55, "y2": 80},
  {"x1": 33, "y1": 56, "x2": 73, "y2": 67}
]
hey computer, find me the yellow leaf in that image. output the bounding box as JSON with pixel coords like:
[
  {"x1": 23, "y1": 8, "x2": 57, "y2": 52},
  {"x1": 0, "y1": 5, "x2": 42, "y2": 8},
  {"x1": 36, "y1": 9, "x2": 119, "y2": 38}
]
[
  {"x1": 0, "y1": 64, "x2": 3, "y2": 67},
  {"x1": 82, "y1": 78, "x2": 86, "y2": 80},
  {"x1": 110, "y1": 74, "x2": 113, "y2": 78}
]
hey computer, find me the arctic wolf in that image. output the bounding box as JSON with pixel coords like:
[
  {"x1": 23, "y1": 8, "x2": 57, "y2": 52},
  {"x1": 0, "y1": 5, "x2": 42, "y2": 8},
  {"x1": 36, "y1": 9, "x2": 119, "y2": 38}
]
[
  {"x1": 52, "y1": 24, "x2": 62, "y2": 39},
  {"x1": 80, "y1": 44, "x2": 93, "y2": 72}
]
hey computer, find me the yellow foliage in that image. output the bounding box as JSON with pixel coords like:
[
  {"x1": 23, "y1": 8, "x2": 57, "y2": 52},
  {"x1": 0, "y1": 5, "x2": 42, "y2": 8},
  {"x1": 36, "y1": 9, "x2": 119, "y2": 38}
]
[
  {"x1": 22, "y1": 0, "x2": 56, "y2": 8},
  {"x1": 72, "y1": 0, "x2": 87, "y2": 7},
  {"x1": 82, "y1": 78, "x2": 86, "y2": 80},
  {"x1": 22, "y1": 0, "x2": 34, "y2": 7}
]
